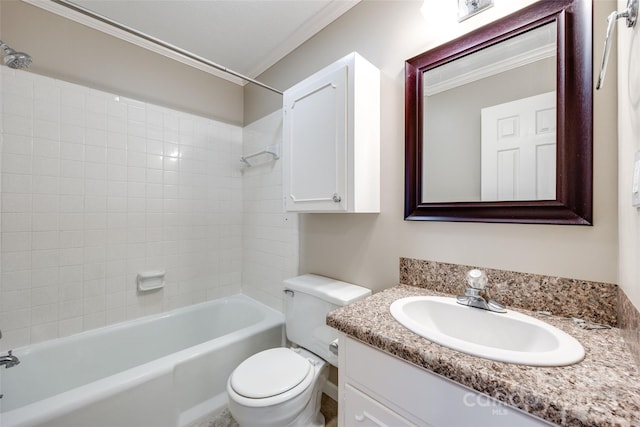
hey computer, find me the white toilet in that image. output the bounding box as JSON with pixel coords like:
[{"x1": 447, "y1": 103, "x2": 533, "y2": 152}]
[{"x1": 226, "y1": 274, "x2": 371, "y2": 427}]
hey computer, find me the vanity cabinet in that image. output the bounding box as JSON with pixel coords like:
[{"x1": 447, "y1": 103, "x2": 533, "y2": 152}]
[
  {"x1": 338, "y1": 334, "x2": 553, "y2": 427},
  {"x1": 282, "y1": 52, "x2": 380, "y2": 213}
]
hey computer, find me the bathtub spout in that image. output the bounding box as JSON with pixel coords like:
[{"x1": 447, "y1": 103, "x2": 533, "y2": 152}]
[{"x1": 0, "y1": 350, "x2": 20, "y2": 368}]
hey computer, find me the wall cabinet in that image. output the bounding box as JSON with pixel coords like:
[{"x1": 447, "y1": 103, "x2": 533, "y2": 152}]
[
  {"x1": 283, "y1": 52, "x2": 380, "y2": 212},
  {"x1": 338, "y1": 334, "x2": 553, "y2": 427}
]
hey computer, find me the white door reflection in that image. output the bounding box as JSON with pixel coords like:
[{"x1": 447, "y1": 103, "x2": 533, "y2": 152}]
[{"x1": 480, "y1": 92, "x2": 556, "y2": 201}]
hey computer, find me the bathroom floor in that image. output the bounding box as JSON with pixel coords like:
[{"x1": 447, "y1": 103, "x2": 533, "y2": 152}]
[
  {"x1": 321, "y1": 394, "x2": 338, "y2": 427},
  {"x1": 194, "y1": 394, "x2": 338, "y2": 427}
]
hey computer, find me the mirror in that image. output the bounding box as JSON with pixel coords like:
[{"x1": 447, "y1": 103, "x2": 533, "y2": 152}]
[{"x1": 405, "y1": 0, "x2": 592, "y2": 224}]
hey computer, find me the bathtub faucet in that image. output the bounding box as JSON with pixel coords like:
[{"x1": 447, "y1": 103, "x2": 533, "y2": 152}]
[{"x1": 0, "y1": 350, "x2": 20, "y2": 368}]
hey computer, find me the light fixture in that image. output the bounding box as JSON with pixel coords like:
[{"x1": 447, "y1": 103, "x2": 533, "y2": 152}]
[{"x1": 458, "y1": 0, "x2": 494, "y2": 22}]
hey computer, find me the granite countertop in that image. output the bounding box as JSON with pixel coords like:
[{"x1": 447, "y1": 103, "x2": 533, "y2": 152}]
[{"x1": 327, "y1": 285, "x2": 640, "y2": 427}]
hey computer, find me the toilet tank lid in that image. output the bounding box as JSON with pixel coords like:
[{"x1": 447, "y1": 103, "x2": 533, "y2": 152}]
[{"x1": 283, "y1": 274, "x2": 372, "y2": 306}]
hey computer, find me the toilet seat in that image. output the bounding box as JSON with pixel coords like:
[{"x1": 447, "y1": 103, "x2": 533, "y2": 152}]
[
  {"x1": 231, "y1": 348, "x2": 311, "y2": 398},
  {"x1": 228, "y1": 348, "x2": 317, "y2": 407}
]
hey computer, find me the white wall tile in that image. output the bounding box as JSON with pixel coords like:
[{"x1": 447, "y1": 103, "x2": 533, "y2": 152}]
[
  {"x1": 60, "y1": 125, "x2": 84, "y2": 145},
  {"x1": 3, "y1": 134, "x2": 33, "y2": 156},
  {"x1": 31, "y1": 267, "x2": 59, "y2": 288},
  {"x1": 2, "y1": 193, "x2": 32, "y2": 213},
  {"x1": 2, "y1": 173, "x2": 32, "y2": 193},
  {"x1": 30, "y1": 322, "x2": 58, "y2": 343},
  {"x1": 33, "y1": 121, "x2": 59, "y2": 141},
  {"x1": 32, "y1": 176, "x2": 59, "y2": 195},
  {"x1": 32, "y1": 231, "x2": 60, "y2": 250},
  {"x1": 60, "y1": 141, "x2": 84, "y2": 161},
  {"x1": 3, "y1": 114, "x2": 32, "y2": 136},
  {"x1": 3, "y1": 213, "x2": 32, "y2": 232},
  {"x1": 1, "y1": 289, "x2": 31, "y2": 311},
  {"x1": 34, "y1": 99, "x2": 59, "y2": 123},
  {"x1": 85, "y1": 129, "x2": 107, "y2": 147},
  {"x1": 2, "y1": 270, "x2": 32, "y2": 291},
  {"x1": 33, "y1": 156, "x2": 60, "y2": 177},
  {"x1": 241, "y1": 111, "x2": 298, "y2": 312},
  {"x1": 0, "y1": 308, "x2": 31, "y2": 330},
  {"x1": 2, "y1": 153, "x2": 32, "y2": 174},
  {"x1": 58, "y1": 317, "x2": 83, "y2": 337}
]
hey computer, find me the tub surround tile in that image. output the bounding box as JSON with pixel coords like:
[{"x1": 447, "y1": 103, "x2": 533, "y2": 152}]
[
  {"x1": 399, "y1": 258, "x2": 618, "y2": 326},
  {"x1": 0, "y1": 68, "x2": 245, "y2": 350},
  {"x1": 328, "y1": 285, "x2": 640, "y2": 427},
  {"x1": 619, "y1": 289, "x2": 640, "y2": 368}
]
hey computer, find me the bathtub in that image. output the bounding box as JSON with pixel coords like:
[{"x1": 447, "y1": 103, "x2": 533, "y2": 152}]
[{"x1": 0, "y1": 294, "x2": 284, "y2": 427}]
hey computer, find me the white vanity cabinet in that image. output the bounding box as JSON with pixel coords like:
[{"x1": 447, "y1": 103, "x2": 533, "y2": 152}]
[
  {"x1": 338, "y1": 334, "x2": 553, "y2": 427},
  {"x1": 282, "y1": 52, "x2": 380, "y2": 213}
]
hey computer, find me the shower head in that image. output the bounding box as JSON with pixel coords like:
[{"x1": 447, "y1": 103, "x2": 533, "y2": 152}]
[{"x1": 0, "y1": 40, "x2": 32, "y2": 70}]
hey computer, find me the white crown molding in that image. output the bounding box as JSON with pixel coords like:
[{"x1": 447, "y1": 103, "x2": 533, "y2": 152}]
[
  {"x1": 246, "y1": 0, "x2": 361, "y2": 79},
  {"x1": 425, "y1": 43, "x2": 556, "y2": 97}
]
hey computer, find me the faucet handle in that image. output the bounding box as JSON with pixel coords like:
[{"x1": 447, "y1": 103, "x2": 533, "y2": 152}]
[{"x1": 466, "y1": 269, "x2": 488, "y2": 290}]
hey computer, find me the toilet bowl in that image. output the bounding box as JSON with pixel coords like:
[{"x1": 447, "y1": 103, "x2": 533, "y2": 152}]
[
  {"x1": 226, "y1": 347, "x2": 328, "y2": 427},
  {"x1": 226, "y1": 274, "x2": 371, "y2": 427}
]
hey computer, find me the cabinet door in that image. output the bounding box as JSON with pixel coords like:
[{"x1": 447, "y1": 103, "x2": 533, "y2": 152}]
[
  {"x1": 345, "y1": 384, "x2": 419, "y2": 427},
  {"x1": 341, "y1": 336, "x2": 553, "y2": 427},
  {"x1": 283, "y1": 64, "x2": 348, "y2": 212}
]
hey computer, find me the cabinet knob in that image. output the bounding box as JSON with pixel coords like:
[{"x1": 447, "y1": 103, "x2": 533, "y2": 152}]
[
  {"x1": 332, "y1": 193, "x2": 342, "y2": 203},
  {"x1": 329, "y1": 339, "x2": 339, "y2": 356}
]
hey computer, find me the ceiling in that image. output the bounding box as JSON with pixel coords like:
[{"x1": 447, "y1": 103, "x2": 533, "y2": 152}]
[{"x1": 27, "y1": 0, "x2": 359, "y2": 85}]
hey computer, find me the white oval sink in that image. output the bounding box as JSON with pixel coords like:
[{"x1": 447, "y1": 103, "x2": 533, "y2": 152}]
[{"x1": 390, "y1": 296, "x2": 584, "y2": 366}]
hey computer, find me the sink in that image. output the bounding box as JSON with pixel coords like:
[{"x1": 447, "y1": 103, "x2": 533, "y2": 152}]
[{"x1": 389, "y1": 296, "x2": 584, "y2": 366}]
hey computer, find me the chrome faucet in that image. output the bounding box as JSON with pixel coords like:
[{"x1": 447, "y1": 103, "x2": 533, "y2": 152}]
[
  {"x1": 456, "y1": 269, "x2": 506, "y2": 313},
  {"x1": 0, "y1": 350, "x2": 20, "y2": 368}
]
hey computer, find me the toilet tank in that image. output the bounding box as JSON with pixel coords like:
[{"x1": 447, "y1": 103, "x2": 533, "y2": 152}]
[{"x1": 283, "y1": 274, "x2": 371, "y2": 367}]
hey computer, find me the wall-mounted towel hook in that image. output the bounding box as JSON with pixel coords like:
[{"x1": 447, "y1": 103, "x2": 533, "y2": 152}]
[{"x1": 597, "y1": 0, "x2": 638, "y2": 90}]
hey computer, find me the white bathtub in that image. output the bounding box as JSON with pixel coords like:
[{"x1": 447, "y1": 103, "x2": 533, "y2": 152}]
[{"x1": 0, "y1": 294, "x2": 284, "y2": 427}]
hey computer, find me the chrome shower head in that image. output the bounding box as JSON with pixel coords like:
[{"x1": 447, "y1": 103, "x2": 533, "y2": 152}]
[{"x1": 0, "y1": 40, "x2": 32, "y2": 70}]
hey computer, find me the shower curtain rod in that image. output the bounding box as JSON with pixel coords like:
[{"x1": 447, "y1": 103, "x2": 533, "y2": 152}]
[{"x1": 50, "y1": 0, "x2": 284, "y2": 95}]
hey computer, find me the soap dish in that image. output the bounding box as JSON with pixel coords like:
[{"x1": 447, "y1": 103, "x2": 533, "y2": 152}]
[{"x1": 137, "y1": 271, "x2": 165, "y2": 291}]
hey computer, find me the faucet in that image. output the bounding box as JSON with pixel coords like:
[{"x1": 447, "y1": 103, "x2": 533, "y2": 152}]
[
  {"x1": 456, "y1": 269, "x2": 506, "y2": 313},
  {"x1": 0, "y1": 350, "x2": 20, "y2": 368}
]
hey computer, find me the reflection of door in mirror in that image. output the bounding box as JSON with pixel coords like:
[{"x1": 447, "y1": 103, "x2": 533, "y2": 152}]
[
  {"x1": 481, "y1": 91, "x2": 556, "y2": 201},
  {"x1": 421, "y1": 22, "x2": 556, "y2": 203}
]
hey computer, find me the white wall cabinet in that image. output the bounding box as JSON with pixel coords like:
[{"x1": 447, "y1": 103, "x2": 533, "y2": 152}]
[
  {"x1": 283, "y1": 52, "x2": 380, "y2": 212},
  {"x1": 338, "y1": 334, "x2": 554, "y2": 427}
]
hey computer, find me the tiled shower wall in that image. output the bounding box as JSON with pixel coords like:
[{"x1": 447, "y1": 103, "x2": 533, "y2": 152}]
[
  {"x1": 0, "y1": 67, "x2": 244, "y2": 350},
  {"x1": 241, "y1": 111, "x2": 298, "y2": 311}
]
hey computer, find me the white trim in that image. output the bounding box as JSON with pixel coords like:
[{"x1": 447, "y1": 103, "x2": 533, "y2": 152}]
[
  {"x1": 246, "y1": 0, "x2": 360, "y2": 79},
  {"x1": 425, "y1": 44, "x2": 555, "y2": 96},
  {"x1": 323, "y1": 379, "x2": 338, "y2": 402}
]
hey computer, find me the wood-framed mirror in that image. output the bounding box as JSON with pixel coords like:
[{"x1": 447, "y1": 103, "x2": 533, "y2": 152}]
[{"x1": 405, "y1": 0, "x2": 592, "y2": 224}]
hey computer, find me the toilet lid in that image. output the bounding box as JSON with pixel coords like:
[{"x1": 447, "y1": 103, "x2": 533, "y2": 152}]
[{"x1": 230, "y1": 348, "x2": 311, "y2": 399}]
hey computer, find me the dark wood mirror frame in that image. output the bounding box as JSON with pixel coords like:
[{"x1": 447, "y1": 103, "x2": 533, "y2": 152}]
[{"x1": 405, "y1": 0, "x2": 592, "y2": 225}]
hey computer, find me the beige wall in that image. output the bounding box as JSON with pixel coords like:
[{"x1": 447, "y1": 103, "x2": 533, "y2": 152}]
[
  {"x1": 617, "y1": 0, "x2": 640, "y2": 310},
  {"x1": 0, "y1": 0, "x2": 243, "y2": 125},
  {"x1": 246, "y1": 0, "x2": 619, "y2": 293}
]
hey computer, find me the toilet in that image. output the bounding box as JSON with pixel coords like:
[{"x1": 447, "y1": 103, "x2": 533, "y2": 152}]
[{"x1": 226, "y1": 274, "x2": 371, "y2": 427}]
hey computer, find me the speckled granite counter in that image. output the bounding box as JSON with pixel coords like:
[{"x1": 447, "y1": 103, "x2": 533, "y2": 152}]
[{"x1": 327, "y1": 285, "x2": 640, "y2": 427}]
